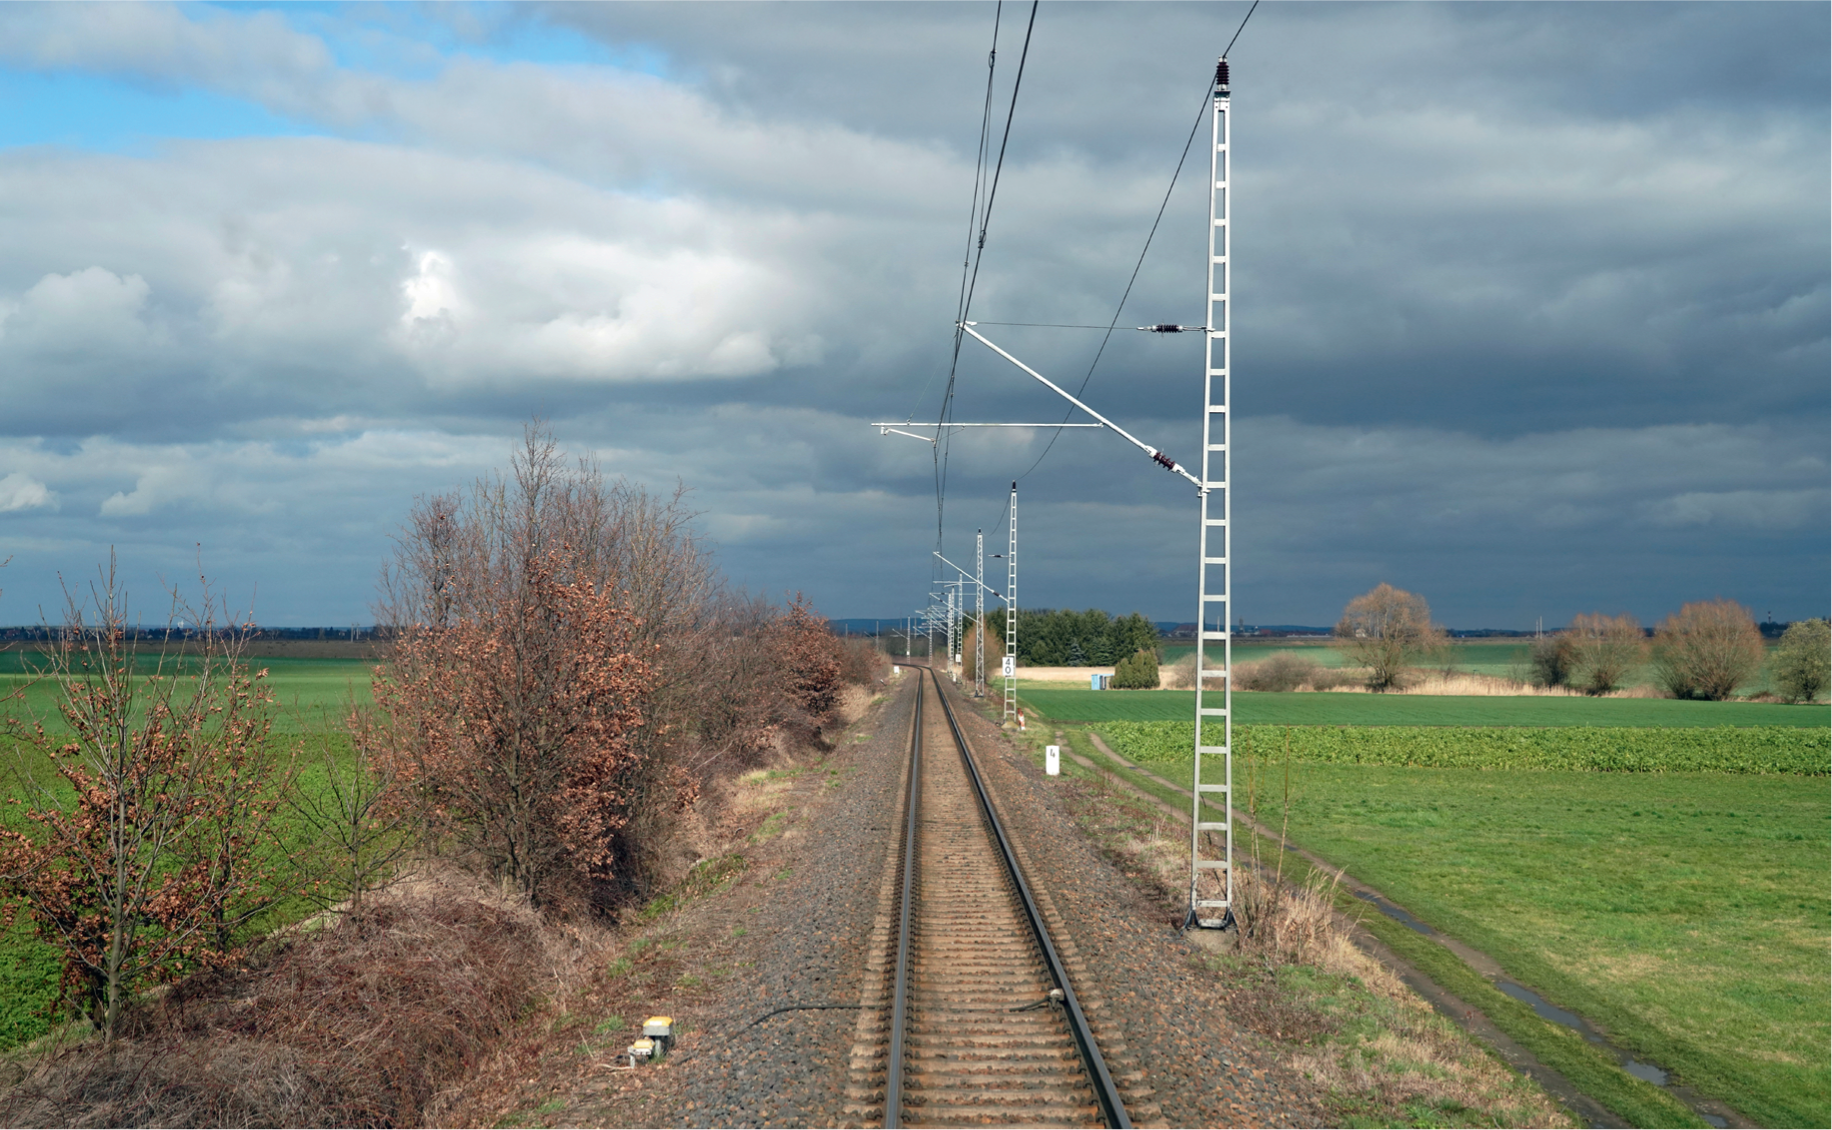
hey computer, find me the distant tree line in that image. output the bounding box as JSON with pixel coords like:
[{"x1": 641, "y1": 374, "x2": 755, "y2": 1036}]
[
  {"x1": 1332, "y1": 581, "x2": 1827, "y2": 702},
  {"x1": 983, "y1": 607, "x2": 1160, "y2": 667}
]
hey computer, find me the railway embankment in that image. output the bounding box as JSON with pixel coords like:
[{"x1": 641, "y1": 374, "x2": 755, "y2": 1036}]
[
  {"x1": 472, "y1": 672, "x2": 918, "y2": 1128},
  {"x1": 472, "y1": 667, "x2": 1568, "y2": 1128}
]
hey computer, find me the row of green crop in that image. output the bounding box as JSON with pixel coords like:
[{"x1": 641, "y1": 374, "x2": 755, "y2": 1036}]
[{"x1": 1098, "y1": 722, "x2": 1830, "y2": 775}]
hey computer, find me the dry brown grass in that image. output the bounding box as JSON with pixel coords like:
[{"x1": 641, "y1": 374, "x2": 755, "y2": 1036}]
[{"x1": 0, "y1": 869, "x2": 571, "y2": 1128}]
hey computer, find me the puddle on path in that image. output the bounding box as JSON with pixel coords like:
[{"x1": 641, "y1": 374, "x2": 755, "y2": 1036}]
[
  {"x1": 1354, "y1": 892, "x2": 1731, "y2": 1128},
  {"x1": 1494, "y1": 979, "x2": 1727, "y2": 1126},
  {"x1": 1497, "y1": 980, "x2": 1606, "y2": 1043},
  {"x1": 1353, "y1": 890, "x2": 1434, "y2": 935}
]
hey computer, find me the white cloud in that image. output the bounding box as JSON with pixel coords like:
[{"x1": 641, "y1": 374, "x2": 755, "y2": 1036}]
[
  {"x1": 1, "y1": 267, "x2": 153, "y2": 348},
  {"x1": 392, "y1": 236, "x2": 823, "y2": 384},
  {"x1": 0, "y1": 471, "x2": 55, "y2": 512}
]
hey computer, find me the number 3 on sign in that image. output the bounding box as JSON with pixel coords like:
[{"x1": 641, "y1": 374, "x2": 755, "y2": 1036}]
[{"x1": 1002, "y1": 656, "x2": 1015, "y2": 677}]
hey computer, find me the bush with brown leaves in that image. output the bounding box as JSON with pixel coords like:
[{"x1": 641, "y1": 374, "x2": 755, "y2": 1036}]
[
  {"x1": 775, "y1": 592, "x2": 844, "y2": 729},
  {"x1": 1, "y1": 562, "x2": 296, "y2": 1044}
]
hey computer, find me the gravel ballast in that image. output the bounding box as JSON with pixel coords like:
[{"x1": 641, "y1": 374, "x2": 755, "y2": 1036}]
[{"x1": 552, "y1": 669, "x2": 1325, "y2": 1127}]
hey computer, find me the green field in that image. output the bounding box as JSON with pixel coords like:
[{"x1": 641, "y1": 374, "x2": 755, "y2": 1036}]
[
  {"x1": 1101, "y1": 722, "x2": 1827, "y2": 775},
  {"x1": 2, "y1": 655, "x2": 374, "y2": 733},
  {"x1": 1163, "y1": 639, "x2": 1535, "y2": 672},
  {"x1": 1076, "y1": 726, "x2": 1830, "y2": 1127},
  {"x1": 1022, "y1": 688, "x2": 1830, "y2": 728},
  {"x1": 1293, "y1": 766, "x2": 1826, "y2": 1127}
]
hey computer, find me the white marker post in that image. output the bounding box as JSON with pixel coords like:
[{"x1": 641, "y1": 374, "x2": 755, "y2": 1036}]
[{"x1": 1045, "y1": 745, "x2": 1061, "y2": 776}]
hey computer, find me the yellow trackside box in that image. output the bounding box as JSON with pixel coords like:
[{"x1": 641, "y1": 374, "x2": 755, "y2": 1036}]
[{"x1": 643, "y1": 1016, "x2": 673, "y2": 1044}]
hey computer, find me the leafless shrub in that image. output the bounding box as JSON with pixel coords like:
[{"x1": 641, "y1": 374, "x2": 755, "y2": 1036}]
[
  {"x1": 1162, "y1": 653, "x2": 1197, "y2": 689},
  {"x1": 1334, "y1": 583, "x2": 1446, "y2": 692},
  {"x1": 1772, "y1": 619, "x2": 1830, "y2": 703},
  {"x1": 959, "y1": 619, "x2": 1006, "y2": 687},
  {"x1": 1235, "y1": 653, "x2": 1319, "y2": 692},
  {"x1": 1652, "y1": 599, "x2": 1764, "y2": 700},
  {"x1": 1305, "y1": 665, "x2": 1361, "y2": 691},
  {"x1": 692, "y1": 590, "x2": 786, "y2": 768},
  {"x1": 1527, "y1": 634, "x2": 1577, "y2": 688},
  {"x1": 284, "y1": 705, "x2": 418, "y2": 913},
  {"x1": 1566, "y1": 612, "x2": 1648, "y2": 695},
  {"x1": 838, "y1": 637, "x2": 888, "y2": 687}
]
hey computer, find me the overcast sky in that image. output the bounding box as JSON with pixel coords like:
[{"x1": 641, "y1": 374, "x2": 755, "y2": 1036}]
[{"x1": 0, "y1": 1, "x2": 1825, "y2": 629}]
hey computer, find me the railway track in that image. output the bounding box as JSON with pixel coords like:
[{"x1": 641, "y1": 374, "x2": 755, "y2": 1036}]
[{"x1": 848, "y1": 667, "x2": 1129, "y2": 1129}]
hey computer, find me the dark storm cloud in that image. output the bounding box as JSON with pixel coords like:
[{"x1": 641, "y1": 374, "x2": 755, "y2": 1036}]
[
  {"x1": 0, "y1": 2, "x2": 1823, "y2": 626},
  {"x1": 545, "y1": 1, "x2": 1829, "y2": 433}
]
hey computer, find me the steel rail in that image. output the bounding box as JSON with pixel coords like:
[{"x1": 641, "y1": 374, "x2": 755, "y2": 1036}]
[
  {"x1": 922, "y1": 668, "x2": 1132, "y2": 1129},
  {"x1": 884, "y1": 674, "x2": 922, "y2": 1128}
]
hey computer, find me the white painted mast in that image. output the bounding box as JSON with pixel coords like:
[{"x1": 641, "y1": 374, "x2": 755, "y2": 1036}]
[
  {"x1": 1004, "y1": 481, "x2": 1018, "y2": 723},
  {"x1": 1189, "y1": 57, "x2": 1234, "y2": 929}
]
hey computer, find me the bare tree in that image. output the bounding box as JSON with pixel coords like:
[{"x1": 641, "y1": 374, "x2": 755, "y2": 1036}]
[
  {"x1": 693, "y1": 590, "x2": 787, "y2": 766},
  {"x1": 374, "y1": 432, "x2": 663, "y2": 909},
  {"x1": 1334, "y1": 583, "x2": 1445, "y2": 691},
  {"x1": 1527, "y1": 634, "x2": 1578, "y2": 688},
  {"x1": 1652, "y1": 599, "x2": 1764, "y2": 701},
  {"x1": 284, "y1": 701, "x2": 419, "y2": 912},
  {"x1": 1770, "y1": 618, "x2": 1829, "y2": 703},
  {"x1": 1566, "y1": 612, "x2": 1648, "y2": 695},
  {"x1": 0, "y1": 559, "x2": 294, "y2": 1042}
]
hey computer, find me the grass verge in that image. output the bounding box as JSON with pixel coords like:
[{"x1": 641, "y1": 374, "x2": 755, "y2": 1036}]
[{"x1": 1029, "y1": 728, "x2": 1574, "y2": 1129}]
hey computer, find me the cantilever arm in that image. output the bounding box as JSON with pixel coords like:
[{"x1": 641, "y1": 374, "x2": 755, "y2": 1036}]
[
  {"x1": 878, "y1": 426, "x2": 937, "y2": 444},
  {"x1": 933, "y1": 551, "x2": 1008, "y2": 603},
  {"x1": 958, "y1": 323, "x2": 1202, "y2": 490}
]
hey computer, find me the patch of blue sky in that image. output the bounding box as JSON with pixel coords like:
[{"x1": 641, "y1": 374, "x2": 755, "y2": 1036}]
[{"x1": 0, "y1": 68, "x2": 320, "y2": 153}]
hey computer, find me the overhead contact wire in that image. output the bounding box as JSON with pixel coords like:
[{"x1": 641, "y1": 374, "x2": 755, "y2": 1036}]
[
  {"x1": 930, "y1": 1, "x2": 1005, "y2": 570},
  {"x1": 939, "y1": 0, "x2": 1038, "y2": 559}
]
